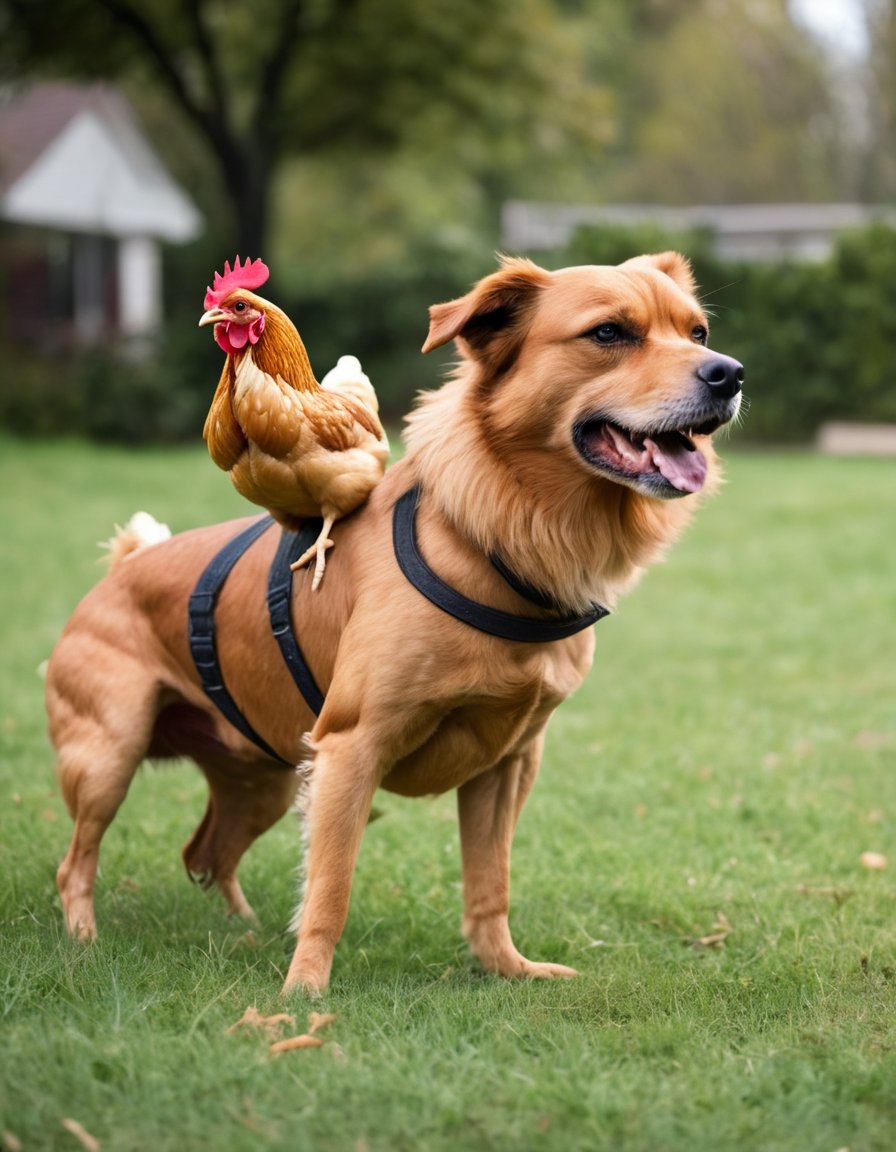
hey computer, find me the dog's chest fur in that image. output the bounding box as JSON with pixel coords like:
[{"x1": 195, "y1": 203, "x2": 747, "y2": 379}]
[{"x1": 379, "y1": 633, "x2": 594, "y2": 797}]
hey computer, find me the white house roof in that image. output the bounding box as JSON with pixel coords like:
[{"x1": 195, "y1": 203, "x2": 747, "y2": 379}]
[
  {"x1": 0, "y1": 83, "x2": 201, "y2": 242},
  {"x1": 502, "y1": 200, "x2": 896, "y2": 262}
]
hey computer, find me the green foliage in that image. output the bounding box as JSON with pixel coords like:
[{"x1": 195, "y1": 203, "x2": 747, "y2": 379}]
[
  {"x1": 1, "y1": 323, "x2": 219, "y2": 443},
  {"x1": 4, "y1": 0, "x2": 612, "y2": 254},
  {"x1": 276, "y1": 239, "x2": 484, "y2": 414},
  {"x1": 598, "y1": 0, "x2": 843, "y2": 204},
  {"x1": 2, "y1": 439, "x2": 895, "y2": 1150},
  {"x1": 564, "y1": 221, "x2": 896, "y2": 441}
]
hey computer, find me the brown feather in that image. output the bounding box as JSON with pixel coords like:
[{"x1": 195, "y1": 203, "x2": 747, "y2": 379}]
[
  {"x1": 233, "y1": 362, "x2": 309, "y2": 456},
  {"x1": 203, "y1": 360, "x2": 246, "y2": 470},
  {"x1": 249, "y1": 303, "x2": 318, "y2": 392},
  {"x1": 298, "y1": 390, "x2": 385, "y2": 453},
  {"x1": 339, "y1": 395, "x2": 385, "y2": 440}
]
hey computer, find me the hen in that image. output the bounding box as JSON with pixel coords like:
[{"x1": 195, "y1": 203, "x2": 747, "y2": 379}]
[{"x1": 199, "y1": 258, "x2": 389, "y2": 589}]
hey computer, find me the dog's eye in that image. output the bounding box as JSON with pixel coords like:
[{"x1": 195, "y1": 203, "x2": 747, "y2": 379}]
[
  {"x1": 692, "y1": 324, "x2": 708, "y2": 344},
  {"x1": 590, "y1": 323, "x2": 623, "y2": 344}
]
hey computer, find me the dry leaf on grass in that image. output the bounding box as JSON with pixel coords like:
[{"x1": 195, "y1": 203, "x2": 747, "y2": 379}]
[
  {"x1": 854, "y1": 730, "x2": 888, "y2": 749},
  {"x1": 269, "y1": 1034, "x2": 323, "y2": 1054},
  {"x1": 227, "y1": 1006, "x2": 295, "y2": 1035},
  {"x1": 691, "y1": 932, "x2": 728, "y2": 949},
  {"x1": 308, "y1": 1011, "x2": 337, "y2": 1035},
  {"x1": 3, "y1": 1130, "x2": 23, "y2": 1152},
  {"x1": 796, "y1": 884, "x2": 852, "y2": 905},
  {"x1": 233, "y1": 1008, "x2": 338, "y2": 1054},
  {"x1": 268, "y1": 1014, "x2": 338, "y2": 1055},
  {"x1": 860, "y1": 851, "x2": 887, "y2": 871},
  {"x1": 61, "y1": 1118, "x2": 101, "y2": 1151},
  {"x1": 687, "y1": 911, "x2": 732, "y2": 950}
]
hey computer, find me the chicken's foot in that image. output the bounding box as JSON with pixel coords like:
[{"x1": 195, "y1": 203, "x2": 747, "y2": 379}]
[{"x1": 290, "y1": 516, "x2": 336, "y2": 590}]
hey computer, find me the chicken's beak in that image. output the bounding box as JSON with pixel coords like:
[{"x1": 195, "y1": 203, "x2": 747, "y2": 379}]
[{"x1": 199, "y1": 307, "x2": 229, "y2": 328}]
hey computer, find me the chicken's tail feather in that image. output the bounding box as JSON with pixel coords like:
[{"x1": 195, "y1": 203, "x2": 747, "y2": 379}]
[
  {"x1": 100, "y1": 511, "x2": 172, "y2": 567},
  {"x1": 320, "y1": 354, "x2": 380, "y2": 412}
]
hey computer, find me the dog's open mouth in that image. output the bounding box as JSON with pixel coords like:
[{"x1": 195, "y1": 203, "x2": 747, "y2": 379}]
[{"x1": 574, "y1": 417, "x2": 723, "y2": 496}]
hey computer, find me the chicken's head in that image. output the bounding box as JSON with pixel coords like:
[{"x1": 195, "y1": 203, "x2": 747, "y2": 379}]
[{"x1": 199, "y1": 256, "x2": 270, "y2": 355}]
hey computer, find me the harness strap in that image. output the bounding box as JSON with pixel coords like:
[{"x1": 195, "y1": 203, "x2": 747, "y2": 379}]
[
  {"x1": 392, "y1": 486, "x2": 609, "y2": 642},
  {"x1": 188, "y1": 481, "x2": 606, "y2": 760},
  {"x1": 266, "y1": 520, "x2": 326, "y2": 717},
  {"x1": 490, "y1": 549, "x2": 566, "y2": 612},
  {"x1": 188, "y1": 517, "x2": 288, "y2": 764}
]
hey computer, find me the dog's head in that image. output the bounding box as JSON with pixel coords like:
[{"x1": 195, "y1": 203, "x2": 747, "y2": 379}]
[{"x1": 423, "y1": 253, "x2": 743, "y2": 500}]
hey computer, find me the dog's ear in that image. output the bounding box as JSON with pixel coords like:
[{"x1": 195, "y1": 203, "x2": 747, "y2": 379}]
[
  {"x1": 422, "y1": 257, "x2": 551, "y2": 372},
  {"x1": 622, "y1": 251, "x2": 697, "y2": 297}
]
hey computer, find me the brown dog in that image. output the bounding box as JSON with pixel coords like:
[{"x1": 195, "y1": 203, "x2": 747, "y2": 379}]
[{"x1": 46, "y1": 252, "x2": 743, "y2": 994}]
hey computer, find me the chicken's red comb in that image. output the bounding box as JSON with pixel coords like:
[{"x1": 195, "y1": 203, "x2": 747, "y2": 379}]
[{"x1": 204, "y1": 256, "x2": 270, "y2": 309}]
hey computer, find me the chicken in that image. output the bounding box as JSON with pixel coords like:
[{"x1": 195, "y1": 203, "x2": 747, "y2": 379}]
[{"x1": 199, "y1": 257, "x2": 389, "y2": 589}]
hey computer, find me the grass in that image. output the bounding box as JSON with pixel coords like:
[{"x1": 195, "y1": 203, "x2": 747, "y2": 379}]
[{"x1": 1, "y1": 435, "x2": 894, "y2": 1151}]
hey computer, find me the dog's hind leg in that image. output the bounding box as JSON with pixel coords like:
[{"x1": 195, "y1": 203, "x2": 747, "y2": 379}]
[
  {"x1": 49, "y1": 651, "x2": 157, "y2": 941},
  {"x1": 457, "y1": 738, "x2": 578, "y2": 980},
  {"x1": 182, "y1": 756, "x2": 300, "y2": 921}
]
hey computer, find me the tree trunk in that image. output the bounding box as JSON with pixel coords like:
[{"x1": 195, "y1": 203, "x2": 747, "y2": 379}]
[{"x1": 220, "y1": 147, "x2": 271, "y2": 259}]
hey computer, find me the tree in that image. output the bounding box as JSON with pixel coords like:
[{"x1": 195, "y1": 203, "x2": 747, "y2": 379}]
[
  {"x1": 591, "y1": 0, "x2": 845, "y2": 204},
  {"x1": 3, "y1": 0, "x2": 611, "y2": 255},
  {"x1": 861, "y1": 0, "x2": 896, "y2": 199}
]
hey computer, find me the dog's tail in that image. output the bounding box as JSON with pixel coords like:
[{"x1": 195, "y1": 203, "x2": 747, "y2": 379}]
[{"x1": 100, "y1": 511, "x2": 171, "y2": 567}]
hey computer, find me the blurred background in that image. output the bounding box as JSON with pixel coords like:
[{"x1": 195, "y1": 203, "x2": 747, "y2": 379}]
[{"x1": 0, "y1": 0, "x2": 893, "y2": 445}]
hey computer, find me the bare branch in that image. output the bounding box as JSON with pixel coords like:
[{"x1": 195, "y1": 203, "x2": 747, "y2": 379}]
[
  {"x1": 252, "y1": 0, "x2": 307, "y2": 153},
  {"x1": 185, "y1": 0, "x2": 230, "y2": 127},
  {"x1": 94, "y1": 0, "x2": 242, "y2": 173}
]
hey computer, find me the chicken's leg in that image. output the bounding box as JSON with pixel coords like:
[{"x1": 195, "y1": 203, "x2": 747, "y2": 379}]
[{"x1": 290, "y1": 515, "x2": 336, "y2": 590}]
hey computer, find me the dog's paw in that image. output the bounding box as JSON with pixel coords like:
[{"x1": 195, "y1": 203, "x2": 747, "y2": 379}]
[
  {"x1": 280, "y1": 939, "x2": 333, "y2": 999},
  {"x1": 463, "y1": 916, "x2": 578, "y2": 980},
  {"x1": 280, "y1": 973, "x2": 328, "y2": 1000},
  {"x1": 515, "y1": 959, "x2": 578, "y2": 980}
]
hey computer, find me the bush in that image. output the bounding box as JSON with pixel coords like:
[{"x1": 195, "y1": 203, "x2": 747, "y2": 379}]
[
  {"x1": 2, "y1": 322, "x2": 218, "y2": 444},
  {"x1": 563, "y1": 221, "x2": 896, "y2": 442}
]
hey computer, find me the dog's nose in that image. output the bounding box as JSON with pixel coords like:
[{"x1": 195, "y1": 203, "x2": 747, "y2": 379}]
[{"x1": 697, "y1": 354, "x2": 744, "y2": 400}]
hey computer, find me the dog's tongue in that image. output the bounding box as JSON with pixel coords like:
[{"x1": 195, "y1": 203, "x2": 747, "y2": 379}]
[{"x1": 644, "y1": 434, "x2": 707, "y2": 493}]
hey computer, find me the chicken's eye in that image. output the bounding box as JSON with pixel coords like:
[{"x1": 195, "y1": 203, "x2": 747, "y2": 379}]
[{"x1": 233, "y1": 301, "x2": 247, "y2": 313}]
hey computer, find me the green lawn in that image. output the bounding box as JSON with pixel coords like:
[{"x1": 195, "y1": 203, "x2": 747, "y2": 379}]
[{"x1": 1, "y1": 437, "x2": 894, "y2": 1152}]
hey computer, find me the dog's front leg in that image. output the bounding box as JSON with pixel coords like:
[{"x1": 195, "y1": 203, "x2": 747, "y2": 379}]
[
  {"x1": 282, "y1": 732, "x2": 380, "y2": 996},
  {"x1": 457, "y1": 740, "x2": 578, "y2": 980}
]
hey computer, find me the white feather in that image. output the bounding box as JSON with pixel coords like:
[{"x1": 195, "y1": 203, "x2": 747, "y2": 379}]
[
  {"x1": 320, "y1": 355, "x2": 380, "y2": 413},
  {"x1": 100, "y1": 511, "x2": 171, "y2": 565},
  {"x1": 123, "y1": 511, "x2": 172, "y2": 547}
]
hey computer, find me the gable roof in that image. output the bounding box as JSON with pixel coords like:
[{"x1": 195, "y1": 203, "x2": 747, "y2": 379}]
[{"x1": 0, "y1": 82, "x2": 201, "y2": 242}]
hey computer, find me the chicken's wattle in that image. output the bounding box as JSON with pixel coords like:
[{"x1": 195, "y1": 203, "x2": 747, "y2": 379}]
[{"x1": 215, "y1": 315, "x2": 265, "y2": 355}]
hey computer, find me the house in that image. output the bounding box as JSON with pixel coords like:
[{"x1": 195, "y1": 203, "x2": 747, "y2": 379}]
[
  {"x1": 0, "y1": 82, "x2": 202, "y2": 349},
  {"x1": 501, "y1": 200, "x2": 896, "y2": 262}
]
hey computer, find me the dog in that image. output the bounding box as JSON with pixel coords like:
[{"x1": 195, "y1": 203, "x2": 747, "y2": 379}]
[{"x1": 46, "y1": 252, "x2": 743, "y2": 994}]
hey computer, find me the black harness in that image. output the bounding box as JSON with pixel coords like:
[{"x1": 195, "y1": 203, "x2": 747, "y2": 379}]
[
  {"x1": 392, "y1": 486, "x2": 608, "y2": 642},
  {"x1": 188, "y1": 516, "x2": 325, "y2": 765},
  {"x1": 187, "y1": 487, "x2": 608, "y2": 763}
]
